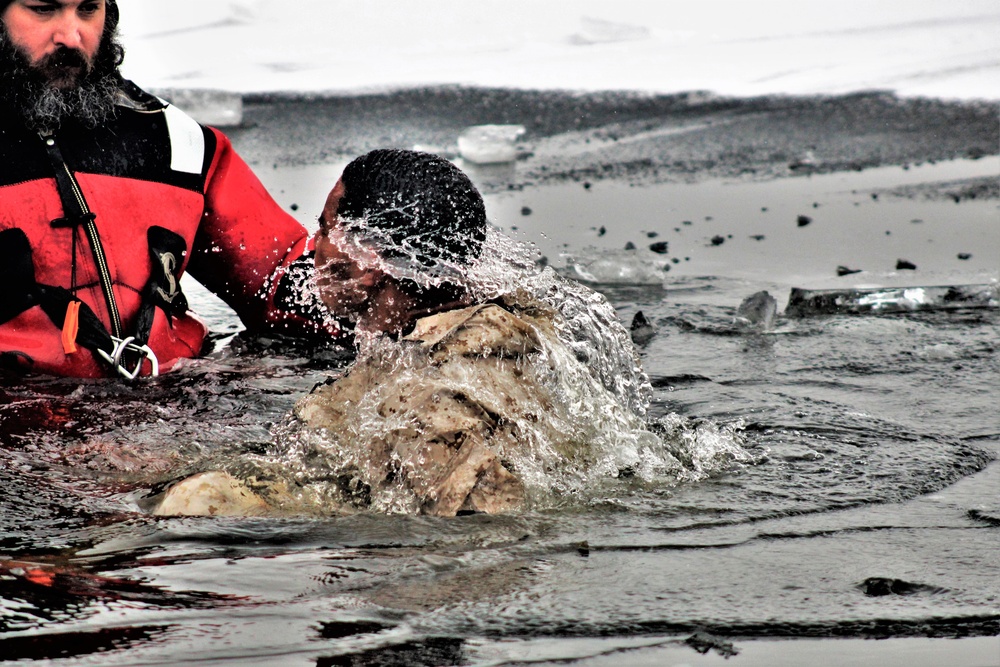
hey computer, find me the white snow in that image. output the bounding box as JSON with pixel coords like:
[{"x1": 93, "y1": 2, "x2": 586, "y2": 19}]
[{"x1": 117, "y1": 0, "x2": 1000, "y2": 100}]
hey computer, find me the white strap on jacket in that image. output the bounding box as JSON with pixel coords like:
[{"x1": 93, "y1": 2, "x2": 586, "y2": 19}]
[{"x1": 162, "y1": 104, "x2": 206, "y2": 175}]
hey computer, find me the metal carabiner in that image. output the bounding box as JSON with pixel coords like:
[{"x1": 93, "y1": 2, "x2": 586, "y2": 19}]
[{"x1": 97, "y1": 336, "x2": 160, "y2": 380}]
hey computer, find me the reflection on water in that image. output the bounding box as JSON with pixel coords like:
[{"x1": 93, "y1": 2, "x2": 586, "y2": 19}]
[{"x1": 1, "y1": 163, "x2": 998, "y2": 665}]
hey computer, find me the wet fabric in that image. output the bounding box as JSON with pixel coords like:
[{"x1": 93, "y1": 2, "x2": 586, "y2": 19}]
[
  {"x1": 295, "y1": 303, "x2": 541, "y2": 515},
  {"x1": 288, "y1": 295, "x2": 649, "y2": 516}
]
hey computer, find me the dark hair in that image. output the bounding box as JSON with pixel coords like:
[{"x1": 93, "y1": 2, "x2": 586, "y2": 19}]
[
  {"x1": 103, "y1": 0, "x2": 125, "y2": 69},
  {"x1": 336, "y1": 149, "x2": 487, "y2": 268}
]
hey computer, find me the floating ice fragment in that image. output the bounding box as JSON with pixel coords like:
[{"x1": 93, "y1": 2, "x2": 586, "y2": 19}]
[
  {"x1": 785, "y1": 283, "x2": 999, "y2": 316},
  {"x1": 630, "y1": 311, "x2": 656, "y2": 345},
  {"x1": 570, "y1": 17, "x2": 651, "y2": 45},
  {"x1": 154, "y1": 88, "x2": 243, "y2": 127},
  {"x1": 563, "y1": 248, "x2": 669, "y2": 285},
  {"x1": 735, "y1": 291, "x2": 778, "y2": 330},
  {"x1": 916, "y1": 343, "x2": 959, "y2": 361},
  {"x1": 457, "y1": 125, "x2": 525, "y2": 164}
]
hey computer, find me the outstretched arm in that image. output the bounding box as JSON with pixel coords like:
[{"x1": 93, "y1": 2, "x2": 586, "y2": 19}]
[{"x1": 186, "y1": 129, "x2": 345, "y2": 341}]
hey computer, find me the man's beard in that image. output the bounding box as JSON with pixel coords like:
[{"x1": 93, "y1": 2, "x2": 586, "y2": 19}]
[{"x1": 0, "y1": 24, "x2": 124, "y2": 133}]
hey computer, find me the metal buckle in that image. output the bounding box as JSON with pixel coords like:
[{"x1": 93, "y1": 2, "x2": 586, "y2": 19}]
[{"x1": 96, "y1": 336, "x2": 159, "y2": 380}]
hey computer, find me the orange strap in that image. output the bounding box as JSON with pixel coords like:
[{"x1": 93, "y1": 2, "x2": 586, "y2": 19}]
[
  {"x1": 62, "y1": 300, "x2": 81, "y2": 354},
  {"x1": 25, "y1": 567, "x2": 56, "y2": 587}
]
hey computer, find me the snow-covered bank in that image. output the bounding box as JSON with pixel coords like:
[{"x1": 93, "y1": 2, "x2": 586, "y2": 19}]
[{"x1": 118, "y1": 1, "x2": 1000, "y2": 100}]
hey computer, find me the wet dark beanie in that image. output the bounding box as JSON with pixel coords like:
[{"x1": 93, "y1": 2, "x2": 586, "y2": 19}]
[{"x1": 337, "y1": 149, "x2": 488, "y2": 267}]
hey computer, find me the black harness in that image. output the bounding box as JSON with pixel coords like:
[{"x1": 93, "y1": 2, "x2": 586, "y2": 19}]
[{"x1": 0, "y1": 132, "x2": 190, "y2": 379}]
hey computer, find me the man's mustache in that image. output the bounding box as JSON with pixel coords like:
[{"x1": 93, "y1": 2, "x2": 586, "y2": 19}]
[{"x1": 37, "y1": 47, "x2": 92, "y2": 75}]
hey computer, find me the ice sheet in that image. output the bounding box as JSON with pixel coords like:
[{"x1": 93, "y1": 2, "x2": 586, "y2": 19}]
[{"x1": 117, "y1": 1, "x2": 1000, "y2": 100}]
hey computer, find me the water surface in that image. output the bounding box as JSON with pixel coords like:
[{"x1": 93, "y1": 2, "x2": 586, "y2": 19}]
[{"x1": 1, "y1": 158, "x2": 997, "y2": 666}]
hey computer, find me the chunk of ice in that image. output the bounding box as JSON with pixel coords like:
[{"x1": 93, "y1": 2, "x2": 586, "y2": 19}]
[
  {"x1": 563, "y1": 248, "x2": 669, "y2": 285},
  {"x1": 154, "y1": 88, "x2": 244, "y2": 127},
  {"x1": 457, "y1": 125, "x2": 525, "y2": 164},
  {"x1": 785, "y1": 283, "x2": 999, "y2": 316},
  {"x1": 570, "y1": 17, "x2": 651, "y2": 45},
  {"x1": 735, "y1": 290, "x2": 778, "y2": 330}
]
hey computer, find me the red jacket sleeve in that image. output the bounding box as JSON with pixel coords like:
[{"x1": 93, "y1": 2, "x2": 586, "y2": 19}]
[{"x1": 186, "y1": 128, "x2": 343, "y2": 340}]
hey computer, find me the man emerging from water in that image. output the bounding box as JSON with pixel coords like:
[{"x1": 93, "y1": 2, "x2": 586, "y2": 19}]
[
  {"x1": 0, "y1": 0, "x2": 344, "y2": 379},
  {"x1": 151, "y1": 150, "x2": 656, "y2": 517}
]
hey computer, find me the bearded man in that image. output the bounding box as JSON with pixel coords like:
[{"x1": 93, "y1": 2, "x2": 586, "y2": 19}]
[{"x1": 0, "y1": 0, "x2": 344, "y2": 378}]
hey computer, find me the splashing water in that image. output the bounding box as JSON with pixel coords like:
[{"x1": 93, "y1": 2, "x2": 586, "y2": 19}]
[
  {"x1": 251, "y1": 225, "x2": 754, "y2": 515},
  {"x1": 338, "y1": 220, "x2": 657, "y2": 416},
  {"x1": 469, "y1": 229, "x2": 654, "y2": 418},
  {"x1": 314, "y1": 206, "x2": 657, "y2": 414}
]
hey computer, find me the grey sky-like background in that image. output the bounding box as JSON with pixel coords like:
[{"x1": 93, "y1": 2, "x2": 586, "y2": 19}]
[{"x1": 117, "y1": 1, "x2": 999, "y2": 99}]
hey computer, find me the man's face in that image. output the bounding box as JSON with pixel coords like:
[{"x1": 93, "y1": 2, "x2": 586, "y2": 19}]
[
  {"x1": 2, "y1": 0, "x2": 106, "y2": 88},
  {"x1": 315, "y1": 224, "x2": 388, "y2": 318},
  {"x1": 314, "y1": 179, "x2": 420, "y2": 333},
  {"x1": 315, "y1": 179, "x2": 391, "y2": 317}
]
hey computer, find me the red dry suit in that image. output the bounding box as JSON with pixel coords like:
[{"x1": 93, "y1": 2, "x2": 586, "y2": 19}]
[{"x1": 0, "y1": 81, "x2": 341, "y2": 378}]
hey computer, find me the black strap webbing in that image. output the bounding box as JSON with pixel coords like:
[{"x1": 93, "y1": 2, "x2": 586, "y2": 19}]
[
  {"x1": 37, "y1": 285, "x2": 115, "y2": 354},
  {"x1": 39, "y1": 133, "x2": 91, "y2": 225},
  {"x1": 0, "y1": 228, "x2": 115, "y2": 357},
  {"x1": 39, "y1": 132, "x2": 124, "y2": 340}
]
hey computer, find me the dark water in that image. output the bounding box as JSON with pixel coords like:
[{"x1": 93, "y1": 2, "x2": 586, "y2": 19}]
[{"x1": 1, "y1": 158, "x2": 998, "y2": 666}]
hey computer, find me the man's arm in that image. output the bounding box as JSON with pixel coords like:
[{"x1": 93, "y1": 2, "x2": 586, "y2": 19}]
[{"x1": 186, "y1": 128, "x2": 343, "y2": 340}]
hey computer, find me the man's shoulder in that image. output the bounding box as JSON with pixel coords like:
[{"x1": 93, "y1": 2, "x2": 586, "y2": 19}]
[
  {"x1": 404, "y1": 302, "x2": 549, "y2": 358},
  {"x1": 111, "y1": 81, "x2": 215, "y2": 178},
  {"x1": 115, "y1": 80, "x2": 168, "y2": 113}
]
